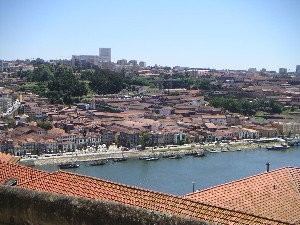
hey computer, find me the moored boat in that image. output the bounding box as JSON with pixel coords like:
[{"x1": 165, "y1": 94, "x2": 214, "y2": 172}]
[
  {"x1": 58, "y1": 163, "x2": 80, "y2": 169},
  {"x1": 185, "y1": 151, "x2": 199, "y2": 156},
  {"x1": 193, "y1": 151, "x2": 205, "y2": 157},
  {"x1": 89, "y1": 159, "x2": 108, "y2": 166},
  {"x1": 113, "y1": 157, "x2": 127, "y2": 162},
  {"x1": 169, "y1": 154, "x2": 183, "y2": 159},
  {"x1": 266, "y1": 144, "x2": 289, "y2": 150},
  {"x1": 146, "y1": 157, "x2": 159, "y2": 161},
  {"x1": 138, "y1": 156, "x2": 151, "y2": 160},
  {"x1": 162, "y1": 153, "x2": 176, "y2": 158}
]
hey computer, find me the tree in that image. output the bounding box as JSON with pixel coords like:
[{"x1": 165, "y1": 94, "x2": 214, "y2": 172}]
[
  {"x1": 89, "y1": 69, "x2": 125, "y2": 95},
  {"x1": 37, "y1": 122, "x2": 53, "y2": 130},
  {"x1": 138, "y1": 131, "x2": 150, "y2": 150}
]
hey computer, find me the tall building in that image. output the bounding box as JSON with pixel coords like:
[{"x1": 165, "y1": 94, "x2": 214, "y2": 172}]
[
  {"x1": 117, "y1": 59, "x2": 127, "y2": 66},
  {"x1": 99, "y1": 48, "x2": 111, "y2": 62},
  {"x1": 296, "y1": 65, "x2": 300, "y2": 76},
  {"x1": 279, "y1": 68, "x2": 287, "y2": 74},
  {"x1": 139, "y1": 61, "x2": 146, "y2": 68},
  {"x1": 248, "y1": 68, "x2": 256, "y2": 73}
]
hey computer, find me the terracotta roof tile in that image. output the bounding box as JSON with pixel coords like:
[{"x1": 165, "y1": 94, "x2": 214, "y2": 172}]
[
  {"x1": 0, "y1": 161, "x2": 50, "y2": 185},
  {"x1": 19, "y1": 170, "x2": 289, "y2": 225},
  {"x1": 184, "y1": 167, "x2": 300, "y2": 224}
]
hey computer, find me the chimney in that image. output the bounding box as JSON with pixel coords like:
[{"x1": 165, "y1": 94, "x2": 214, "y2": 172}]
[{"x1": 266, "y1": 162, "x2": 270, "y2": 172}]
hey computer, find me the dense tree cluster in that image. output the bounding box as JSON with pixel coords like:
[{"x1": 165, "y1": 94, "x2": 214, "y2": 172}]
[
  {"x1": 37, "y1": 121, "x2": 53, "y2": 130},
  {"x1": 47, "y1": 66, "x2": 87, "y2": 104},
  {"x1": 16, "y1": 63, "x2": 285, "y2": 117},
  {"x1": 88, "y1": 69, "x2": 125, "y2": 95},
  {"x1": 209, "y1": 98, "x2": 283, "y2": 115}
]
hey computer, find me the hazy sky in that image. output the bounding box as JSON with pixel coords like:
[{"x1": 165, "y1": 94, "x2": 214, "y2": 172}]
[{"x1": 0, "y1": 0, "x2": 299, "y2": 71}]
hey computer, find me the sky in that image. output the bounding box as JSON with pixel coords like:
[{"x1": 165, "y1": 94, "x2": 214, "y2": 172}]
[{"x1": 0, "y1": 0, "x2": 299, "y2": 71}]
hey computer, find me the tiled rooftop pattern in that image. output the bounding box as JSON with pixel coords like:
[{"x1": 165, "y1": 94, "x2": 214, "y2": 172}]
[
  {"x1": 20, "y1": 170, "x2": 289, "y2": 225},
  {"x1": 0, "y1": 161, "x2": 49, "y2": 185},
  {"x1": 184, "y1": 167, "x2": 300, "y2": 224},
  {"x1": 0, "y1": 152, "x2": 13, "y2": 162}
]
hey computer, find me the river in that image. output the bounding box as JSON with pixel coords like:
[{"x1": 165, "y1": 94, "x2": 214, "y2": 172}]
[{"x1": 35, "y1": 146, "x2": 300, "y2": 196}]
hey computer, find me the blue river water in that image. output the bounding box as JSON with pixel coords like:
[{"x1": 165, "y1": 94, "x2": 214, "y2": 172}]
[{"x1": 35, "y1": 146, "x2": 300, "y2": 196}]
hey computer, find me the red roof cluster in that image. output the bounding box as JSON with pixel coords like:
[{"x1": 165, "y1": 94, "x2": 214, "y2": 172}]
[
  {"x1": 0, "y1": 161, "x2": 294, "y2": 224},
  {"x1": 0, "y1": 161, "x2": 49, "y2": 185},
  {"x1": 184, "y1": 167, "x2": 300, "y2": 224},
  {"x1": 0, "y1": 152, "x2": 20, "y2": 164}
]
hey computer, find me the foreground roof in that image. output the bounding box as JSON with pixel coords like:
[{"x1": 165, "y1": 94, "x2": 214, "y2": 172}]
[
  {"x1": 184, "y1": 167, "x2": 300, "y2": 224},
  {"x1": 19, "y1": 169, "x2": 288, "y2": 225},
  {"x1": 0, "y1": 161, "x2": 50, "y2": 185},
  {"x1": 0, "y1": 161, "x2": 293, "y2": 224}
]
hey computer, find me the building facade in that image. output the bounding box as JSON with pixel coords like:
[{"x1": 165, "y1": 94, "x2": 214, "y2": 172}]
[{"x1": 99, "y1": 48, "x2": 111, "y2": 62}]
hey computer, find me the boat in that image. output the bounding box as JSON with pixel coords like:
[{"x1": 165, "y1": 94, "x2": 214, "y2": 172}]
[
  {"x1": 89, "y1": 159, "x2": 107, "y2": 166},
  {"x1": 113, "y1": 157, "x2": 127, "y2": 162},
  {"x1": 169, "y1": 154, "x2": 183, "y2": 159},
  {"x1": 58, "y1": 163, "x2": 80, "y2": 169},
  {"x1": 162, "y1": 153, "x2": 176, "y2": 158},
  {"x1": 138, "y1": 156, "x2": 151, "y2": 160},
  {"x1": 209, "y1": 149, "x2": 221, "y2": 153},
  {"x1": 185, "y1": 151, "x2": 199, "y2": 156},
  {"x1": 146, "y1": 157, "x2": 160, "y2": 161},
  {"x1": 288, "y1": 140, "x2": 300, "y2": 146},
  {"x1": 267, "y1": 145, "x2": 290, "y2": 150},
  {"x1": 193, "y1": 151, "x2": 205, "y2": 157}
]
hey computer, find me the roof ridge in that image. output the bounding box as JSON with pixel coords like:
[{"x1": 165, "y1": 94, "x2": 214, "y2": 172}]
[
  {"x1": 39, "y1": 171, "x2": 291, "y2": 224},
  {"x1": 184, "y1": 166, "x2": 298, "y2": 196},
  {"x1": 55, "y1": 170, "x2": 180, "y2": 198}
]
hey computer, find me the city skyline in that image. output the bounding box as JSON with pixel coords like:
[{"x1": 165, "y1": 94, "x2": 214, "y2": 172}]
[{"x1": 0, "y1": 0, "x2": 299, "y2": 71}]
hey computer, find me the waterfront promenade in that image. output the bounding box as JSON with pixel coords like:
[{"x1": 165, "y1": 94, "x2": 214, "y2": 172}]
[{"x1": 20, "y1": 140, "x2": 276, "y2": 166}]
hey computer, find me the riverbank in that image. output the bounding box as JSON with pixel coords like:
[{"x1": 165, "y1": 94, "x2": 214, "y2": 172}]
[{"x1": 19, "y1": 141, "x2": 279, "y2": 166}]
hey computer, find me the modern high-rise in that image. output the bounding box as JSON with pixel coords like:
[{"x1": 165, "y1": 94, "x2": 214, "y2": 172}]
[
  {"x1": 296, "y1": 65, "x2": 300, "y2": 76},
  {"x1": 99, "y1": 48, "x2": 111, "y2": 62},
  {"x1": 139, "y1": 61, "x2": 146, "y2": 68},
  {"x1": 279, "y1": 68, "x2": 287, "y2": 74}
]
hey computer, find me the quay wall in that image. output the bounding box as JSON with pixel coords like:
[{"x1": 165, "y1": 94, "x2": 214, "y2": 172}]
[{"x1": 0, "y1": 186, "x2": 209, "y2": 225}]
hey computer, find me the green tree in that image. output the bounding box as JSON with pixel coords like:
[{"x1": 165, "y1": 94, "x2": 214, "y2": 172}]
[
  {"x1": 89, "y1": 69, "x2": 125, "y2": 95},
  {"x1": 37, "y1": 121, "x2": 53, "y2": 130},
  {"x1": 138, "y1": 131, "x2": 150, "y2": 150}
]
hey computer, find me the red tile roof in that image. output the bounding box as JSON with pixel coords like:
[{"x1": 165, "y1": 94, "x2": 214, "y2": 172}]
[
  {"x1": 0, "y1": 152, "x2": 21, "y2": 164},
  {"x1": 184, "y1": 167, "x2": 300, "y2": 224},
  {"x1": 0, "y1": 161, "x2": 49, "y2": 185},
  {"x1": 0, "y1": 152, "x2": 13, "y2": 162},
  {"x1": 19, "y1": 170, "x2": 289, "y2": 225}
]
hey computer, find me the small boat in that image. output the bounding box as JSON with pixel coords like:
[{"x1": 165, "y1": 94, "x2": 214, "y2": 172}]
[
  {"x1": 209, "y1": 149, "x2": 221, "y2": 153},
  {"x1": 58, "y1": 163, "x2": 80, "y2": 169},
  {"x1": 138, "y1": 156, "x2": 151, "y2": 160},
  {"x1": 162, "y1": 153, "x2": 176, "y2": 158},
  {"x1": 146, "y1": 157, "x2": 160, "y2": 161},
  {"x1": 193, "y1": 152, "x2": 205, "y2": 157},
  {"x1": 185, "y1": 151, "x2": 199, "y2": 156},
  {"x1": 113, "y1": 157, "x2": 127, "y2": 162},
  {"x1": 288, "y1": 140, "x2": 300, "y2": 146},
  {"x1": 221, "y1": 148, "x2": 229, "y2": 152},
  {"x1": 89, "y1": 160, "x2": 107, "y2": 166},
  {"x1": 267, "y1": 145, "x2": 289, "y2": 150},
  {"x1": 169, "y1": 154, "x2": 183, "y2": 159}
]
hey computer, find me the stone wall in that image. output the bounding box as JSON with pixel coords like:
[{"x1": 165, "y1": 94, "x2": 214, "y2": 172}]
[{"x1": 0, "y1": 186, "x2": 209, "y2": 225}]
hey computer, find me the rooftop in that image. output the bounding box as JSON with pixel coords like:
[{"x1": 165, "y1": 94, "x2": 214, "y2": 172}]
[{"x1": 184, "y1": 167, "x2": 300, "y2": 224}]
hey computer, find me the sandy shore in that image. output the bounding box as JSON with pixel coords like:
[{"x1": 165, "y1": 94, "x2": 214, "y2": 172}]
[{"x1": 19, "y1": 141, "x2": 276, "y2": 166}]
